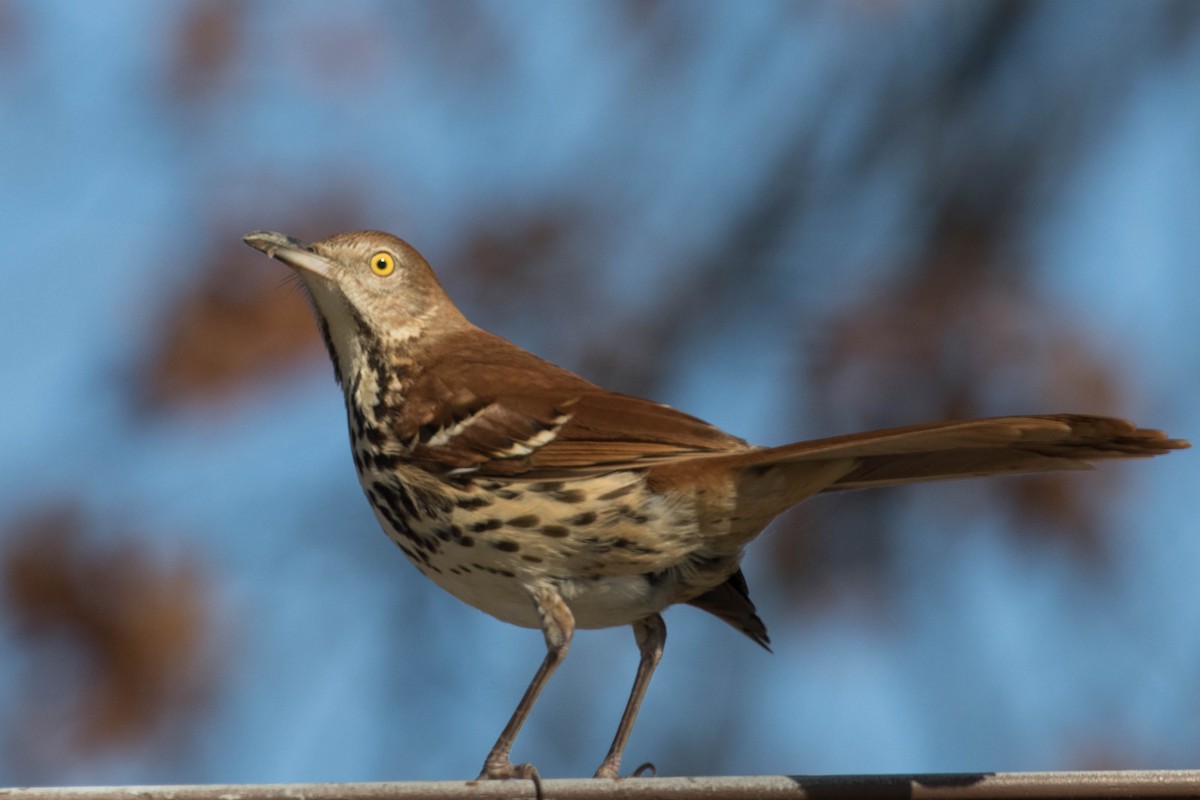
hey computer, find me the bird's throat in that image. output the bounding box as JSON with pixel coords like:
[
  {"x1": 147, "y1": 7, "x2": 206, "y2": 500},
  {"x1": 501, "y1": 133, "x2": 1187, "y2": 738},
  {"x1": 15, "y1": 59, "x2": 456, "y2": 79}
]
[{"x1": 300, "y1": 277, "x2": 374, "y2": 389}]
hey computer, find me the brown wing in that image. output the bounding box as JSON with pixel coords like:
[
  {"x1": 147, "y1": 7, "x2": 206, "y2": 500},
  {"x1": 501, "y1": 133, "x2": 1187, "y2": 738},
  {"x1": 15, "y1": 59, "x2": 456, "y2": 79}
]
[{"x1": 399, "y1": 328, "x2": 747, "y2": 478}]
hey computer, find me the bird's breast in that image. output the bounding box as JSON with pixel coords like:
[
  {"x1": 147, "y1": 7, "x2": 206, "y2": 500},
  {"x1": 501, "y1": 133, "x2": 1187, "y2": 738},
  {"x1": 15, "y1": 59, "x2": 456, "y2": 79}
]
[{"x1": 354, "y1": 464, "x2": 725, "y2": 629}]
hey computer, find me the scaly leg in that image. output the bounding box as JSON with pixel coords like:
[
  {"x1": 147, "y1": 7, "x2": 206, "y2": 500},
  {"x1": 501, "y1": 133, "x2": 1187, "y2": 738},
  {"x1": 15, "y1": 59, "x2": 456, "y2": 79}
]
[
  {"x1": 594, "y1": 614, "x2": 667, "y2": 779},
  {"x1": 479, "y1": 584, "x2": 574, "y2": 790}
]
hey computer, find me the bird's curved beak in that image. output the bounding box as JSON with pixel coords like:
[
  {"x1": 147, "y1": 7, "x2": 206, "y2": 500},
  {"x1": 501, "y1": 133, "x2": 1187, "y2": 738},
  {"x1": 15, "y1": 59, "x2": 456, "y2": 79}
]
[{"x1": 242, "y1": 231, "x2": 334, "y2": 279}]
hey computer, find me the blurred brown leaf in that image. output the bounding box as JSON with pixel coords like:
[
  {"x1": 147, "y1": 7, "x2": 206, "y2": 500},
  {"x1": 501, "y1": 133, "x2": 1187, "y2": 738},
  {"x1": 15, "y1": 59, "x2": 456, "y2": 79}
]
[
  {"x1": 0, "y1": 0, "x2": 25, "y2": 64},
  {"x1": 1, "y1": 504, "x2": 218, "y2": 766},
  {"x1": 462, "y1": 213, "x2": 569, "y2": 289},
  {"x1": 452, "y1": 206, "x2": 611, "y2": 358},
  {"x1": 167, "y1": 1, "x2": 245, "y2": 101},
  {"x1": 138, "y1": 235, "x2": 323, "y2": 411}
]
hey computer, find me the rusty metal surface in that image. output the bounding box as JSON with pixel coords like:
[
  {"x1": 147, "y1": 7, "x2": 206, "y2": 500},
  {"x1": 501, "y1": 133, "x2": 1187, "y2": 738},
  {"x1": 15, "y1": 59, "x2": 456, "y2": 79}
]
[{"x1": 2, "y1": 772, "x2": 1200, "y2": 800}]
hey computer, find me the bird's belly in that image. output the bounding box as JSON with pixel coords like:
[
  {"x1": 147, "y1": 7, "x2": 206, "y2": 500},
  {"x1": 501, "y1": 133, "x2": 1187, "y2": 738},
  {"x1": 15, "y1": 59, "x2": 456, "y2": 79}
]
[
  {"x1": 424, "y1": 565, "x2": 672, "y2": 630},
  {"x1": 360, "y1": 469, "x2": 701, "y2": 630},
  {"x1": 556, "y1": 573, "x2": 678, "y2": 629}
]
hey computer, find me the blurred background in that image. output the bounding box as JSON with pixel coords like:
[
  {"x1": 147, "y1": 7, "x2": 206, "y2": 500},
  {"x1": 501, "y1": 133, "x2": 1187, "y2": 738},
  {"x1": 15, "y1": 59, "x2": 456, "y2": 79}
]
[{"x1": 1, "y1": 0, "x2": 1198, "y2": 787}]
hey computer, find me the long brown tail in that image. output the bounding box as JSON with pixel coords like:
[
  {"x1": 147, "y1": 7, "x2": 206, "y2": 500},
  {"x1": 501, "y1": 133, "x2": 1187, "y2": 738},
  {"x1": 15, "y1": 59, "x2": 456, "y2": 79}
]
[
  {"x1": 770, "y1": 414, "x2": 1185, "y2": 490},
  {"x1": 726, "y1": 414, "x2": 1188, "y2": 531}
]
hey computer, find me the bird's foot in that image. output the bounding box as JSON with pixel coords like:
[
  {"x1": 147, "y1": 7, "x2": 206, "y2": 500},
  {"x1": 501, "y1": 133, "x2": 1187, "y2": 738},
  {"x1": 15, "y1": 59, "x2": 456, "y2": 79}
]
[
  {"x1": 594, "y1": 759, "x2": 656, "y2": 779},
  {"x1": 478, "y1": 756, "x2": 543, "y2": 800}
]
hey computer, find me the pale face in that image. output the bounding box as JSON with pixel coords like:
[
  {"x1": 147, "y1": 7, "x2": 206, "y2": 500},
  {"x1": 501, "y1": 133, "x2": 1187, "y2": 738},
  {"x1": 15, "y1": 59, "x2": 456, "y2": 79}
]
[{"x1": 244, "y1": 230, "x2": 467, "y2": 383}]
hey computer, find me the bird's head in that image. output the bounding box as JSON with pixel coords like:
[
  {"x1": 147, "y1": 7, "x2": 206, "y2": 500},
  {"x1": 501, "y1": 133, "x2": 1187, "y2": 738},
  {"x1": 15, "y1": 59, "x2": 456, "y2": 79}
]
[{"x1": 243, "y1": 230, "x2": 467, "y2": 383}]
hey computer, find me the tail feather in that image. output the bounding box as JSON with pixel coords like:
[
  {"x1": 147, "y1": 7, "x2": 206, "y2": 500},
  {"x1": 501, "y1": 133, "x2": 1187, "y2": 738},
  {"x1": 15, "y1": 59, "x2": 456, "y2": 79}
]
[
  {"x1": 726, "y1": 414, "x2": 1187, "y2": 529},
  {"x1": 685, "y1": 568, "x2": 771, "y2": 650}
]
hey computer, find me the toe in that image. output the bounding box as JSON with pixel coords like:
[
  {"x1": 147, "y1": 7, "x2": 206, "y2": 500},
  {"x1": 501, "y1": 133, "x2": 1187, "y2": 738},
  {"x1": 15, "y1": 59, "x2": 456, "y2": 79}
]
[{"x1": 479, "y1": 758, "x2": 543, "y2": 798}]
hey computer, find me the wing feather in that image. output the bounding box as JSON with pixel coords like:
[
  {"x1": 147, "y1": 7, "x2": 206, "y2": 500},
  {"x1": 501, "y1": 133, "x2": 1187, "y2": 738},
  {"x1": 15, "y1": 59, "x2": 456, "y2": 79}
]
[{"x1": 400, "y1": 329, "x2": 747, "y2": 477}]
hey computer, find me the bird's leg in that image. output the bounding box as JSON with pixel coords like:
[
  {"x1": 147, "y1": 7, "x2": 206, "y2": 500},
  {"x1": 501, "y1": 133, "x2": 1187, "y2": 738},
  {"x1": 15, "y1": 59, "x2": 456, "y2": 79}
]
[
  {"x1": 594, "y1": 614, "x2": 667, "y2": 779},
  {"x1": 479, "y1": 584, "x2": 574, "y2": 788}
]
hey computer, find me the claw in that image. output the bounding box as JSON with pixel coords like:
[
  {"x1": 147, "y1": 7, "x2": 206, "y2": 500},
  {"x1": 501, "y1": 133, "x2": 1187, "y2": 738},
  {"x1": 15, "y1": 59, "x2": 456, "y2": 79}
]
[{"x1": 478, "y1": 758, "x2": 543, "y2": 800}]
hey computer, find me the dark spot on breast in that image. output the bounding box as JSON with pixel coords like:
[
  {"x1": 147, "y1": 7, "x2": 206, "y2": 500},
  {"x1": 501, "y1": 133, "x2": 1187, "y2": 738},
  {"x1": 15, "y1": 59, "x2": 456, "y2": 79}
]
[
  {"x1": 370, "y1": 495, "x2": 416, "y2": 543},
  {"x1": 568, "y1": 511, "x2": 597, "y2": 526},
  {"x1": 619, "y1": 507, "x2": 650, "y2": 524},
  {"x1": 456, "y1": 494, "x2": 493, "y2": 510},
  {"x1": 521, "y1": 555, "x2": 543, "y2": 563},
  {"x1": 459, "y1": 535, "x2": 475, "y2": 547},
  {"x1": 541, "y1": 525, "x2": 569, "y2": 538},
  {"x1": 597, "y1": 483, "x2": 637, "y2": 501},
  {"x1": 644, "y1": 569, "x2": 669, "y2": 586},
  {"x1": 492, "y1": 539, "x2": 520, "y2": 553},
  {"x1": 507, "y1": 514, "x2": 540, "y2": 528},
  {"x1": 580, "y1": 535, "x2": 611, "y2": 553},
  {"x1": 350, "y1": 403, "x2": 366, "y2": 432},
  {"x1": 362, "y1": 335, "x2": 386, "y2": 372},
  {"x1": 372, "y1": 399, "x2": 393, "y2": 420},
  {"x1": 475, "y1": 564, "x2": 515, "y2": 578},
  {"x1": 399, "y1": 543, "x2": 431, "y2": 568},
  {"x1": 529, "y1": 481, "x2": 587, "y2": 503},
  {"x1": 368, "y1": 451, "x2": 401, "y2": 471},
  {"x1": 373, "y1": 481, "x2": 419, "y2": 521},
  {"x1": 411, "y1": 533, "x2": 441, "y2": 554},
  {"x1": 468, "y1": 518, "x2": 503, "y2": 533}
]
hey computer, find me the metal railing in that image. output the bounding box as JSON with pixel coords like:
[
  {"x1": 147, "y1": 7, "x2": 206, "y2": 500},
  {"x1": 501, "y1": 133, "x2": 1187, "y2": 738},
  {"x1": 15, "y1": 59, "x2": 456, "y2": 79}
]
[{"x1": 3, "y1": 771, "x2": 1200, "y2": 799}]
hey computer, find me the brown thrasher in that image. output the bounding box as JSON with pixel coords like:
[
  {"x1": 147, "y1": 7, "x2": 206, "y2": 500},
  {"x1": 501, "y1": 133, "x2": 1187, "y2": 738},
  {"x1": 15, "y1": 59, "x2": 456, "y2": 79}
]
[{"x1": 243, "y1": 229, "x2": 1187, "y2": 786}]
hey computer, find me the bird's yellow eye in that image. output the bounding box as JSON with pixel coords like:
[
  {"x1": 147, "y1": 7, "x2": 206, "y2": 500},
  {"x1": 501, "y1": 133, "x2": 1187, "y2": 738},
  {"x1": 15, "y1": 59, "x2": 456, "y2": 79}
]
[{"x1": 370, "y1": 252, "x2": 395, "y2": 277}]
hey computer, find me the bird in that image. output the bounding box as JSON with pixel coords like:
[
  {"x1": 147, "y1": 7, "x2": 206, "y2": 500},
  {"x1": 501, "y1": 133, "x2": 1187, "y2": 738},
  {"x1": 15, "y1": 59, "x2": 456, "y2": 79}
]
[{"x1": 243, "y1": 229, "x2": 1187, "y2": 787}]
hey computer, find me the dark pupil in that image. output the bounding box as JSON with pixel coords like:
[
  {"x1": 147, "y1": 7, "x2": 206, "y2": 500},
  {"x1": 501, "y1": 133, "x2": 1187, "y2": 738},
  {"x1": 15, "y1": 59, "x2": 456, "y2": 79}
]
[{"x1": 376, "y1": 258, "x2": 387, "y2": 270}]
